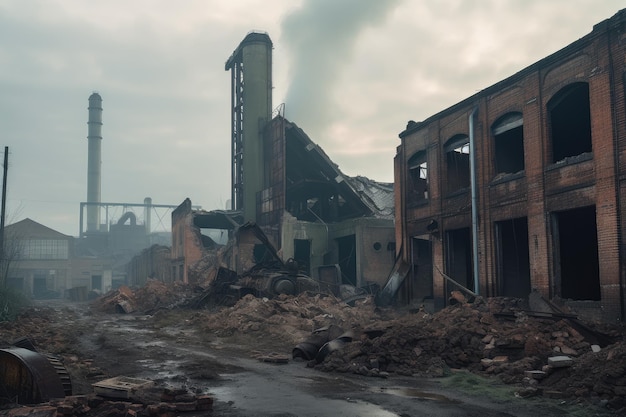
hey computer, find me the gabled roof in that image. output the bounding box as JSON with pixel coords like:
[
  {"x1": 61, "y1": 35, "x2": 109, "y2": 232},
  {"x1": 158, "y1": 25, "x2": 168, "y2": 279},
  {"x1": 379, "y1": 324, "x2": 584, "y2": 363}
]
[{"x1": 5, "y1": 218, "x2": 72, "y2": 240}]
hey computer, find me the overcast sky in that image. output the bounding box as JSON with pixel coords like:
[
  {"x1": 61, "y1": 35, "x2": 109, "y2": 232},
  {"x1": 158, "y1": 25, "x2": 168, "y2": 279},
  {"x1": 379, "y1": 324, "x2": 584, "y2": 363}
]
[{"x1": 1, "y1": 0, "x2": 623, "y2": 236}]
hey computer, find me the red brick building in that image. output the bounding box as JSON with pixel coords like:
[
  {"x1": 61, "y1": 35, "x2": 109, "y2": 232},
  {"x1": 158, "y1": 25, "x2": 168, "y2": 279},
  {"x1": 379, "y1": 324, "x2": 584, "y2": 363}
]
[{"x1": 394, "y1": 9, "x2": 626, "y2": 321}]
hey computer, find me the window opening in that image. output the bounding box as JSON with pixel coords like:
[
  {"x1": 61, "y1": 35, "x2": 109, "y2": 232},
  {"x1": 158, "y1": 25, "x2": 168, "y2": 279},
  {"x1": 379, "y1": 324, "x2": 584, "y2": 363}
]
[
  {"x1": 548, "y1": 82, "x2": 592, "y2": 163},
  {"x1": 408, "y1": 151, "x2": 428, "y2": 204},
  {"x1": 493, "y1": 112, "x2": 524, "y2": 175},
  {"x1": 445, "y1": 135, "x2": 470, "y2": 193}
]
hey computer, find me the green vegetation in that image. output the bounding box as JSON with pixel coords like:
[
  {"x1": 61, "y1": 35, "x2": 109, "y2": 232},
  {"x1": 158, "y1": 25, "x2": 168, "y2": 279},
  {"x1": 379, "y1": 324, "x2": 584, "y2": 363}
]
[
  {"x1": 441, "y1": 370, "x2": 613, "y2": 417},
  {"x1": 441, "y1": 370, "x2": 519, "y2": 402},
  {"x1": 0, "y1": 287, "x2": 30, "y2": 321}
]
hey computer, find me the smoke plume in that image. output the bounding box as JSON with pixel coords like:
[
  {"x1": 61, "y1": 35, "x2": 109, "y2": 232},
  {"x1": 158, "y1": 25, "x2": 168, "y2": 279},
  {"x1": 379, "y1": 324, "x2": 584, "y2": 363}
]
[{"x1": 280, "y1": 0, "x2": 400, "y2": 140}]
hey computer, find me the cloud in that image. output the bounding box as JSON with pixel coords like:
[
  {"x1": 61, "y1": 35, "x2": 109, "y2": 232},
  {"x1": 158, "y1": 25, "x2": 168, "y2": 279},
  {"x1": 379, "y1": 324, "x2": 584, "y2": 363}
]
[
  {"x1": 0, "y1": 0, "x2": 622, "y2": 234},
  {"x1": 280, "y1": 0, "x2": 402, "y2": 140}
]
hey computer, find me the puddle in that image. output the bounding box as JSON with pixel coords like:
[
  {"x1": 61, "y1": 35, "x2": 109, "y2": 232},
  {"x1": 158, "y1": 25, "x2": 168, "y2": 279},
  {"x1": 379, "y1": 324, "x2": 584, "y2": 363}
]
[
  {"x1": 373, "y1": 387, "x2": 459, "y2": 403},
  {"x1": 210, "y1": 379, "x2": 400, "y2": 417}
]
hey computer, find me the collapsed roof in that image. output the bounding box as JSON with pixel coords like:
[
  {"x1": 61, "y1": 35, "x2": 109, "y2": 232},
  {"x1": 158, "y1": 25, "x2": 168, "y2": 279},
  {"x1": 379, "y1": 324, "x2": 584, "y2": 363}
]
[{"x1": 280, "y1": 117, "x2": 394, "y2": 222}]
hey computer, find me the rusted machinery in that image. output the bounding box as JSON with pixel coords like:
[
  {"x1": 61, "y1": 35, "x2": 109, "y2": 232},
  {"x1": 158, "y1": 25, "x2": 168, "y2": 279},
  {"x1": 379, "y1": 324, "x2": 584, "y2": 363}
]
[{"x1": 0, "y1": 338, "x2": 71, "y2": 405}]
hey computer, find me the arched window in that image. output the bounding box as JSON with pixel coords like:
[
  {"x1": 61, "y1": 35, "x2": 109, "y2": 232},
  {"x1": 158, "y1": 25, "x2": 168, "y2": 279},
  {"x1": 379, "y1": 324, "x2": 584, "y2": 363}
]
[
  {"x1": 548, "y1": 82, "x2": 592, "y2": 163},
  {"x1": 492, "y1": 112, "x2": 524, "y2": 175},
  {"x1": 444, "y1": 134, "x2": 470, "y2": 193}
]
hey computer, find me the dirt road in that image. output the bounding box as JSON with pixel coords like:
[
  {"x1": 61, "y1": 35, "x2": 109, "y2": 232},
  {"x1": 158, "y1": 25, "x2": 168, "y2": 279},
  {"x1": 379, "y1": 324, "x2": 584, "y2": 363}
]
[{"x1": 7, "y1": 299, "x2": 609, "y2": 417}]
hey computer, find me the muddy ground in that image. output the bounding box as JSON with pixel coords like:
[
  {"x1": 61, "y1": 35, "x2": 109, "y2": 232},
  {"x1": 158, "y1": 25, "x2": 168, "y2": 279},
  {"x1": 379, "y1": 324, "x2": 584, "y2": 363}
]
[{"x1": 1, "y1": 281, "x2": 625, "y2": 416}]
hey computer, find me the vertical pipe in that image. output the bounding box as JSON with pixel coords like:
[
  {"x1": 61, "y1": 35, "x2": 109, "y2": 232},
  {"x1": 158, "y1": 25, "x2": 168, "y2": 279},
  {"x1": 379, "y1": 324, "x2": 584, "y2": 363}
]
[
  {"x1": 469, "y1": 107, "x2": 480, "y2": 295},
  {"x1": 87, "y1": 93, "x2": 103, "y2": 232},
  {"x1": 0, "y1": 146, "x2": 8, "y2": 259}
]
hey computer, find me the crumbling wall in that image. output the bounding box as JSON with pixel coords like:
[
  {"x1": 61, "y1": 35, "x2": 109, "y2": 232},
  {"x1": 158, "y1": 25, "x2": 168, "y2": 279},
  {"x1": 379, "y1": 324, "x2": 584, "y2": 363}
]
[
  {"x1": 126, "y1": 245, "x2": 172, "y2": 286},
  {"x1": 396, "y1": 10, "x2": 626, "y2": 321}
]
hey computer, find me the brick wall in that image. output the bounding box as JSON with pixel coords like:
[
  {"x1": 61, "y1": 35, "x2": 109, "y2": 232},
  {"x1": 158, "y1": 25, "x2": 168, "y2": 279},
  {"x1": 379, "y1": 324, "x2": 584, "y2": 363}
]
[{"x1": 396, "y1": 9, "x2": 626, "y2": 321}]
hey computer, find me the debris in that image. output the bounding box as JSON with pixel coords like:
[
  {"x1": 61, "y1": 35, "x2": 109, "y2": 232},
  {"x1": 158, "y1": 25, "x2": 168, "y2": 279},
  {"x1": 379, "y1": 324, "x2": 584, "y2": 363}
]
[
  {"x1": 525, "y1": 370, "x2": 546, "y2": 380},
  {"x1": 92, "y1": 376, "x2": 153, "y2": 399},
  {"x1": 0, "y1": 347, "x2": 69, "y2": 405},
  {"x1": 547, "y1": 356, "x2": 574, "y2": 368}
]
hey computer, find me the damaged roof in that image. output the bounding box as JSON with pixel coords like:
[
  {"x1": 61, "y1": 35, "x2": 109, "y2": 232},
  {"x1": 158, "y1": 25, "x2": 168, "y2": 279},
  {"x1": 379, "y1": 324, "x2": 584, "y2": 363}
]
[
  {"x1": 279, "y1": 117, "x2": 394, "y2": 220},
  {"x1": 192, "y1": 210, "x2": 244, "y2": 230}
]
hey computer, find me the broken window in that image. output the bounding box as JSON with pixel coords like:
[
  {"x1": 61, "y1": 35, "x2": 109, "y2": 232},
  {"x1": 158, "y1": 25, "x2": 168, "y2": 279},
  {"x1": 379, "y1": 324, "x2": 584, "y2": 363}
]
[
  {"x1": 495, "y1": 217, "x2": 531, "y2": 298},
  {"x1": 552, "y1": 206, "x2": 600, "y2": 301},
  {"x1": 407, "y1": 151, "x2": 428, "y2": 204},
  {"x1": 548, "y1": 82, "x2": 592, "y2": 163},
  {"x1": 492, "y1": 112, "x2": 524, "y2": 175},
  {"x1": 444, "y1": 135, "x2": 470, "y2": 193}
]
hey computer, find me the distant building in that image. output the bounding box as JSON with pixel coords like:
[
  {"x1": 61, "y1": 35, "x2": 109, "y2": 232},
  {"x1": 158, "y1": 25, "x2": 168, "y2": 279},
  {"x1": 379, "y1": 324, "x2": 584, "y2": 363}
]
[
  {"x1": 394, "y1": 9, "x2": 626, "y2": 321},
  {"x1": 202, "y1": 32, "x2": 397, "y2": 293},
  {"x1": 3, "y1": 218, "x2": 112, "y2": 298}
]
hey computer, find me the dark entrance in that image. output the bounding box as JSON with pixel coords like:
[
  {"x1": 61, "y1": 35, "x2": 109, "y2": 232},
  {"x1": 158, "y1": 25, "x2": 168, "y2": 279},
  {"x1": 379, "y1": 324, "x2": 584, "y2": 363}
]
[
  {"x1": 553, "y1": 206, "x2": 600, "y2": 300},
  {"x1": 336, "y1": 235, "x2": 357, "y2": 286},
  {"x1": 495, "y1": 217, "x2": 531, "y2": 298},
  {"x1": 33, "y1": 274, "x2": 47, "y2": 298},
  {"x1": 294, "y1": 239, "x2": 311, "y2": 275},
  {"x1": 91, "y1": 275, "x2": 102, "y2": 292},
  {"x1": 410, "y1": 237, "x2": 433, "y2": 302},
  {"x1": 444, "y1": 228, "x2": 473, "y2": 295}
]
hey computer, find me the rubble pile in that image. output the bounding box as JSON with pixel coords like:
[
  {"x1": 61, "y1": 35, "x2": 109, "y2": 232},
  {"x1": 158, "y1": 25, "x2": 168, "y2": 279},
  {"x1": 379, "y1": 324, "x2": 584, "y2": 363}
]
[
  {"x1": 3, "y1": 388, "x2": 213, "y2": 417},
  {"x1": 92, "y1": 279, "x2": 196, "y2": 314},
  {"x1": 0, "y1": 305, "x2": 75, "y2": 353},
  {"x1": 190, "y1": 292, "x2": 397, "y2": 349},
  {"x1": 2, "y1": 281, "x2": 626, "y2": 413},
  {"x1": 183, "y1": 288, "x2": 626, "y2": 408},
  {"x1": 310, "y1": 297, "x2": 626, "y2": 409}
]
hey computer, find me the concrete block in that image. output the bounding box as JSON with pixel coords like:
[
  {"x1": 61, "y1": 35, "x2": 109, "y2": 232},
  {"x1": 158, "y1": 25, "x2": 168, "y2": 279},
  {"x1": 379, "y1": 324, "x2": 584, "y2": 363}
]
[
  {"x1": 92, "y1": 376, "x2": 153, "y2": 399},
  {"x1": 547, "y1": 356, "x2": 573, "y2": 368},
  {"x1": 524, "y1": 370, "x2": 547, "y2": 380}
]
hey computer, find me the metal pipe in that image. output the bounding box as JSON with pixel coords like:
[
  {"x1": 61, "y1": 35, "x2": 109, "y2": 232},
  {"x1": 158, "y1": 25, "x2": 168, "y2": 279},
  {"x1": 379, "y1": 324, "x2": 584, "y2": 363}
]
[{"x1": 469, "y1": 106, "x2": 479, "y2": 295}]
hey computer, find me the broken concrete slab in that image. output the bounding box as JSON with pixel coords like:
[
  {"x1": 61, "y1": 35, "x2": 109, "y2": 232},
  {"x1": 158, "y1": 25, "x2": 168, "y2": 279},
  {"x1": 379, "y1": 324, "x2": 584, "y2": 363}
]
[
  {"x1": 92, "y1": 376, "x2": 153, "y2": 399},
  {"x1": 525, "y1": 370, "x2": 547, "y2": 380},
  {"x1": 547, "y1": 356, "x2": 574, "y2": 368}
]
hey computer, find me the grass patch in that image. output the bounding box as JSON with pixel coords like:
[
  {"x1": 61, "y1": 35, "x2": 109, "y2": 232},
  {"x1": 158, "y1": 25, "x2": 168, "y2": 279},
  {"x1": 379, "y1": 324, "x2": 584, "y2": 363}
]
[
  {"x1": 440, "y1": 370, "x2": 518, "y2": 402},
  {"x1": 440, "y1": 370, "x2": 613, "y2": 416}
]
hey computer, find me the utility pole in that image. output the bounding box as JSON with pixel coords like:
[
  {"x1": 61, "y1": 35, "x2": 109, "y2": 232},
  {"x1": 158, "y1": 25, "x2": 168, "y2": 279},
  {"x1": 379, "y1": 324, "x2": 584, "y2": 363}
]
[{"x1": 0, "y1": 146, "x2": 8, "y2": 263}]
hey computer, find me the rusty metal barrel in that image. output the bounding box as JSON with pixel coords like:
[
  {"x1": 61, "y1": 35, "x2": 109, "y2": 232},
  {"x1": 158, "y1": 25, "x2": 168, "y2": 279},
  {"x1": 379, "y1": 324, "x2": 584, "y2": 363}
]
[{"x1": 0, "y1": 346, "x2": 71, "y2": 405}]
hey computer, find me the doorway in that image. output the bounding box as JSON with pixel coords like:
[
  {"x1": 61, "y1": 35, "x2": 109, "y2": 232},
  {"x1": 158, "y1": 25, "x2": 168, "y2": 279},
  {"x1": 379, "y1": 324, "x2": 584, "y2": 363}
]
[
  {"x1": 336, "y1": 235, "x2": 357, "y2": 286},
  {"x1": 444, "y1": 228, "x2": 473, "y2": 294},
  {"x1": 553, "y1": 206, "x2": 600, "y2": 300},
  {"x1": 495, "y1": 217, "x2": 531, "y2": 298},
  {"x1": 294, "y1": 239, "x2": 311, "y2": 275},
  {"x1": 91, "y1": 275, "x2": 102, "y2": 292}
]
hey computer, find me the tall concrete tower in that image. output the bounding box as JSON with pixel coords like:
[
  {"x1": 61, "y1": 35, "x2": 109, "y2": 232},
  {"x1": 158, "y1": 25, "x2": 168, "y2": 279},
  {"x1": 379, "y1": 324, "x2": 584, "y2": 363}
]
[
  {"x1": 225, "y1": 32, "x2": 273, "y2": 222},
  {"x1": 86, "y1": 92, "x2": 103, "y2": 233}
]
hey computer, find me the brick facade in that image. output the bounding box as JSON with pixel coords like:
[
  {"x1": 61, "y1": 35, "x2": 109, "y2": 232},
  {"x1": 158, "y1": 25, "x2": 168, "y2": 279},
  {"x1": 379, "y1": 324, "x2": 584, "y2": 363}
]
[{"x1": 396, "y1": 9, "x2": 626, "y2": 321}]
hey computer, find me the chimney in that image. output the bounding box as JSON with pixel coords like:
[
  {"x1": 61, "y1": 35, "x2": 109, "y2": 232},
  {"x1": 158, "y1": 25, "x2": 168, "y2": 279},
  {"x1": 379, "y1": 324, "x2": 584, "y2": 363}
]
[{"x1": 86, "y1": 92, "x2": 103, "y2": 233}]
